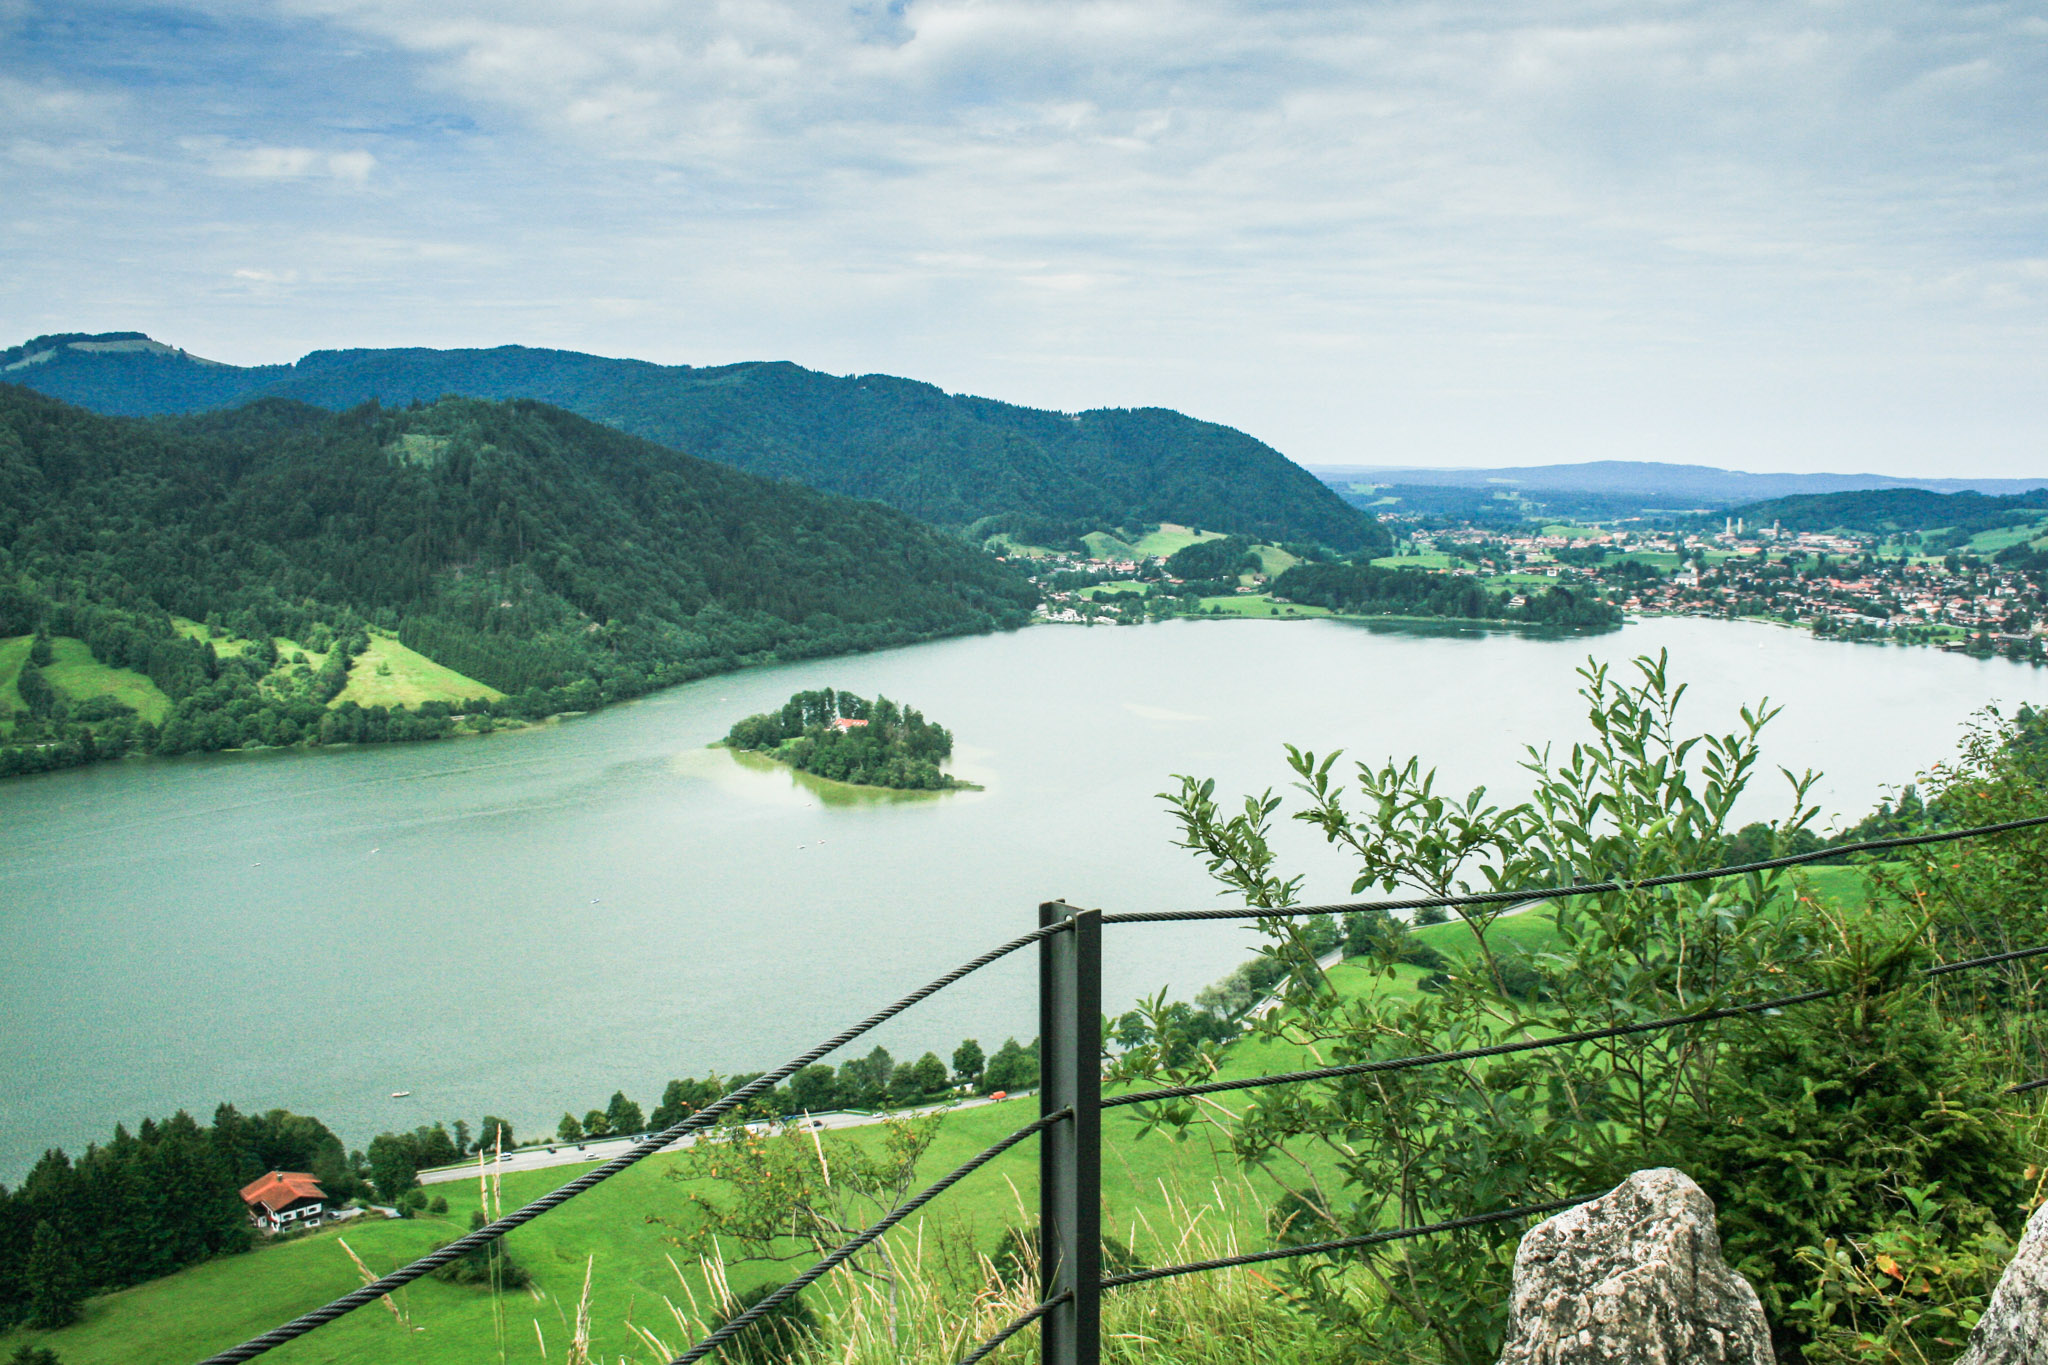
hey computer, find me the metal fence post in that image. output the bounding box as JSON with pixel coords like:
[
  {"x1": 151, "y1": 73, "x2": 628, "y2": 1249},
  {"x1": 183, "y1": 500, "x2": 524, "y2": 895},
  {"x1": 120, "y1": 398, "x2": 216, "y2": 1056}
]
[{"x1": 1039, "y1": 899, "x2": 1102, "y2": 1365}]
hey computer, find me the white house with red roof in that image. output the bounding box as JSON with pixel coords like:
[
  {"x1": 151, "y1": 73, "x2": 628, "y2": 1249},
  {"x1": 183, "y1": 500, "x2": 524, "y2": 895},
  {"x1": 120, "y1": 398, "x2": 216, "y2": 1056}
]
[{"x1": 239, "y1": 1170, "x2": 328, "y2": 1232}]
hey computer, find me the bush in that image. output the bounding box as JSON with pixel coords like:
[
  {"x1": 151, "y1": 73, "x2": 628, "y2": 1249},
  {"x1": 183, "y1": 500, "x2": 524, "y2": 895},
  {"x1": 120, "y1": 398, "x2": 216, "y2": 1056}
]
[
  {"x1": 1659, "y1": 921, "x2": 2025, "y2": 1361},
  {"x1": 430, "y1": 1211, "x2": 531, "y2": 1289}
]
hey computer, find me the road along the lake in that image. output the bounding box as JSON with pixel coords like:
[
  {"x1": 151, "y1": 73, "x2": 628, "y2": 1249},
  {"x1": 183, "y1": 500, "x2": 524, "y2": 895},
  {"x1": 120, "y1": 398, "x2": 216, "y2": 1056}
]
[{"x1": 416, "y1": 1092, "x2": 1019, "y2": 1185}]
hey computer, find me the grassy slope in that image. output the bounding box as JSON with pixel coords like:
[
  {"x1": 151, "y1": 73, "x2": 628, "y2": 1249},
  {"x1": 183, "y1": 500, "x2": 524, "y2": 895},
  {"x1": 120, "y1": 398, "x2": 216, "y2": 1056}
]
[
  {"x1": 334, "y1": 632, "x2": 504, "y2": 710},
  {"x1": 174, "y1": 617, "x2": 253, "y2": 658},
  {"x1": 1, "y1": 635, "x2": 173, "y2": 734},
  {"x1": 2, "y1": 623, "x2": 497, "y2": 750},
  {"x1": 1248, "y1": 545, "x2": 1301, "y2": 576},
  {"x1": 1127, "y1": 524, "x2": 1222, "y2": 558},
  {"x1": 42, "y1": 639, "x2": 174, "y2": 724},
  {"x1": 1966, "y1": 516, "x2": 2048, "y2": 555}
]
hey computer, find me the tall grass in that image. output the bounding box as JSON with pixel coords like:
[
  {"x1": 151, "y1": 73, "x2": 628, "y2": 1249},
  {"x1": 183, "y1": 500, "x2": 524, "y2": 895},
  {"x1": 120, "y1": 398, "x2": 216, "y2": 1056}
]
[{"x1": 619, "y1": 1178, "x2": 1342, "y2": 1365}]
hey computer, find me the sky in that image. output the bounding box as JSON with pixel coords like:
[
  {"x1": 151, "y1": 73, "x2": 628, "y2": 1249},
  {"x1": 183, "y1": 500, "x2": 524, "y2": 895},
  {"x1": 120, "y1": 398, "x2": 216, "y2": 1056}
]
[{"x1": 1, "y1": 0, "x2": 2044, "y2": 476}]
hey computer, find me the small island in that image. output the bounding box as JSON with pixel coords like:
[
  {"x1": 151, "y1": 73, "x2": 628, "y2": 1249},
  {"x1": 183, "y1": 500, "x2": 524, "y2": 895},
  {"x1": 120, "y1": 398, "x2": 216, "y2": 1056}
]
[{"x1": 723, "y1": 687, "x2": 977, "y2": 791}]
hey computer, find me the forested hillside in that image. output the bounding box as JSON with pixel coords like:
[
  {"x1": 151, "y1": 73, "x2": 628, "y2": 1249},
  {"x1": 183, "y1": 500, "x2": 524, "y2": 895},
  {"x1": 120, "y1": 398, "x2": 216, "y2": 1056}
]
[
  {"x1": 0, "y1": 385, "x2": 1036, "y2": 775},
  {"x1": 5, "y1": 333, "x2": 1387, "y2": 552},
  {"x1": 1721, "y1": 485, "x2": 2048, "y2": 535}
]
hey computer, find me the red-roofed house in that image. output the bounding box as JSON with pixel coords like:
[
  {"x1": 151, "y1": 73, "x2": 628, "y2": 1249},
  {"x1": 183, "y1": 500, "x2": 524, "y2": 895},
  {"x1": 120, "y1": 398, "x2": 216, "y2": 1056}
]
[
  {"x1": 240, "y1": 1170, "x2": 328, "y2": 1232},
  {"x1": 831, "y1": 717, "x2": 869, "y2": 731}
]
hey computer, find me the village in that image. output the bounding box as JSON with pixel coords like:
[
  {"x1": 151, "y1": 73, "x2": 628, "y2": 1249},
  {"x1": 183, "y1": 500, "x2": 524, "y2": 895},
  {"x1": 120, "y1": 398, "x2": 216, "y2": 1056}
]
[{"x1": 1003, "y1": 516, "x2": 2048, "y2": 662}]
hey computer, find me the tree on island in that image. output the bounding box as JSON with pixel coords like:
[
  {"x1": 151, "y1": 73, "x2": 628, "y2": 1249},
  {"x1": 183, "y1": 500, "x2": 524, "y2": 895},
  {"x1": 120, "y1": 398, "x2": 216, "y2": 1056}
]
[{"x1": 724, "y1": 687, "x2": 970, "y2": 790}]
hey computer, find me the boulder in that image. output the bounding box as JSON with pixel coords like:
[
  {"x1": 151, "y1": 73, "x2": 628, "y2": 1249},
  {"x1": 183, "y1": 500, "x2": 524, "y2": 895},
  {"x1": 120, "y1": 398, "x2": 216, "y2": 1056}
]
[
  {"x1": 1496, "y1": 1168, "x2": 1774, "y2": 1365},
  {"x1": 1957, "y1": 1198, "x2": 2048, "y2": 1365}
]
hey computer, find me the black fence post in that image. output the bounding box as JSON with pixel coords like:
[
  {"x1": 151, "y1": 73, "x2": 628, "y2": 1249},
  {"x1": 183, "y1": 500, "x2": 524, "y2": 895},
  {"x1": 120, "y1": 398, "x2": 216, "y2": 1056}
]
[{"x1": 1039, "y1": 900, "x2": 1102, "y2": 1365}]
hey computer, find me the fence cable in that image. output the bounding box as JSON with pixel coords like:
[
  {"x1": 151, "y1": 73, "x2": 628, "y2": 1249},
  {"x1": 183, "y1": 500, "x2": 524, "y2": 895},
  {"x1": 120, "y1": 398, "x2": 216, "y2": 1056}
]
[
  {"x1": 955, "y1": 1291, "x2": 1072, "y2": 1365},
  {"x1": 1100, "y1": 1194, "x2": 1599, "y2": 1290},
  {"x1": 1108, "y1": 942, "x2": 2048, "y2": 1111},
  {"x1": 193, "y1": 813, "x2": 2048, "y2": 1363},
  {"x1": 666, "y1": 1109, "x2": 1072, "y2": 1365},
  {"x1": 195, "y1": 921, "x2": 1073, "y2": 1365},
  {"x1": 1102, "y1": 813, "x2": 2048, "y2": 925}
]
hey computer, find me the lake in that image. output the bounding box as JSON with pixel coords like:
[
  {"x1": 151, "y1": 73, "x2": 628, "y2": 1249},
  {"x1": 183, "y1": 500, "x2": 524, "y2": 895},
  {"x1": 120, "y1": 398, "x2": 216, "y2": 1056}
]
[{"x1": 2, "y1": 616, "x2": 2042, "y2": 1179}]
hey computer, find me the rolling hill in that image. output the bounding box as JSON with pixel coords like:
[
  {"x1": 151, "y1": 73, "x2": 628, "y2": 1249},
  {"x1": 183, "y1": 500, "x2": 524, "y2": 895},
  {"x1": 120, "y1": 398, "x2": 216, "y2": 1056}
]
[
  {"x1": 0, "y1": 383, "x2": 1037, "y2": 775},
  {"x1": 1716, "y1": 485, "x2": 2048, "y2": 538},
  {"x1": 3, "y1": 332, "x2": 1387, "y2": 553}
]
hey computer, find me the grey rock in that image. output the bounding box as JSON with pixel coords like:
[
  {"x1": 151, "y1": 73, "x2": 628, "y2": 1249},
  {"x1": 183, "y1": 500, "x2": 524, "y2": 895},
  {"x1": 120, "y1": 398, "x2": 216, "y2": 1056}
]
[
  {"x1": 1958, "y1": 1198, "x2": 2048, "y2": 1365},
  {"x1": 1496, "y1": 1168, "x2": 1774, "y2": 1365}
]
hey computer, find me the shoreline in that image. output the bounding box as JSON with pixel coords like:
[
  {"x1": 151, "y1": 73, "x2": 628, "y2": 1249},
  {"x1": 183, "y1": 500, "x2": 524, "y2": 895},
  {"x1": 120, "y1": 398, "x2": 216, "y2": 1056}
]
[{"x1": 715, "y1": 740, "x2": 985, "y2": 796}]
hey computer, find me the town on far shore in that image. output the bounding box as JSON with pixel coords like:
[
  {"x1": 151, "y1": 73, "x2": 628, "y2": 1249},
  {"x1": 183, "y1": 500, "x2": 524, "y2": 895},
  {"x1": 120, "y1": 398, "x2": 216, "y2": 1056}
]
[{"x1": 996, "y1": 512, "x2": 2048, "y2": 664}]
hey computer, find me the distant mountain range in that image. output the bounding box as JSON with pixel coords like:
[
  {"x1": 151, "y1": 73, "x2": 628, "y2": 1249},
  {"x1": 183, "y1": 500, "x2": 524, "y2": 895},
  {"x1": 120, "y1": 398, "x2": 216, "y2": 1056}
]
[
  {"x1": 1720, "y1": 486, "x2": 2048, "y2": 537},
  {"x1": 3, "y1": 332, "x2": 1386, "y2": 553},
  {"x1": 1310, "y1": 460, "x2": 2045, "y2": 505}
]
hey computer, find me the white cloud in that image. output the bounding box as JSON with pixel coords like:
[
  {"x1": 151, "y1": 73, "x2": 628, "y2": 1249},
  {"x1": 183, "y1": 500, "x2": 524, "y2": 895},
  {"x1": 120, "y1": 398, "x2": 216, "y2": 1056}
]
[
  {"x1": 193, "y1": 142, "x2": 378, "y2": 183},
  {"x1": 4, "y1": 0, "x2": 2044, "y2": 473}
]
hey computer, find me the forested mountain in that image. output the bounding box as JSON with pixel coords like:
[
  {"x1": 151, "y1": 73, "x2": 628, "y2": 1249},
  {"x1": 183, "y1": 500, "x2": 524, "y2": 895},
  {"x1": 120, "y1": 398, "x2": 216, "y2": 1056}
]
[
  {"x1": 0, "y1": 384, "x2": 1036, "y2": 773},
  {"x1": 1718, "y1": 485, "x2": 2048, "y2": 536},
  {"x1": 4, "y1": 333, "x2": 1385, "y2": 552}
]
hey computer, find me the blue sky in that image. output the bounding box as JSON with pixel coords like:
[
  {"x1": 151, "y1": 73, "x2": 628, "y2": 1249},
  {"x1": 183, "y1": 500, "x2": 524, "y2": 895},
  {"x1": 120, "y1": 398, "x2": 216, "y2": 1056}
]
[{"x1": 2, "y1": 0, "x2": 2043, "y2": 475}]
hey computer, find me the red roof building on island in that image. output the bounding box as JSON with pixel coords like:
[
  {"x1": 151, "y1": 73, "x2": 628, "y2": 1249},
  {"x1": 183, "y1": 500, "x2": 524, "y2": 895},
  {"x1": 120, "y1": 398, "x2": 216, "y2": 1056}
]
[
  {"x1": 832, "y1": 717, "x2": 869, "y2": 731},
  {"x1": 240, "y1": 1170, "x2": 328, "y2": 1231}
]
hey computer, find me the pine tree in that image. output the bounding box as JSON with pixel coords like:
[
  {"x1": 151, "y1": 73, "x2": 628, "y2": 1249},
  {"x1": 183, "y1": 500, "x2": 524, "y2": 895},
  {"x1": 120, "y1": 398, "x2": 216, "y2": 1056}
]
[{"x1": 24, "y1": 1221, "x2": 82, "y2": 1330}]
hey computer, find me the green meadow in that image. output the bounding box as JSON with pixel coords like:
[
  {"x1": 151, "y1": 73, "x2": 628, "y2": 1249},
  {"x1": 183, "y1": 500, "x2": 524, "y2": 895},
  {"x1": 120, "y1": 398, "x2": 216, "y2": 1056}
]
[
  {"x1": 334, "y1": 632, "x2": 503, "y2": 711},
  {"x1": 1, "y1": 634, "x2": 173, "y2": 737}
]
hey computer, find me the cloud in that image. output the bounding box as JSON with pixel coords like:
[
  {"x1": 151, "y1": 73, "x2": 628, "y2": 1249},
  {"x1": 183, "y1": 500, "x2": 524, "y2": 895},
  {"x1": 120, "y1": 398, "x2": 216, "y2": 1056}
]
[
  {"x1": 190, "y1": 141, "x2": 377, "y2": 183},
  {"x1": 3, "y1": 0, "x2": 2044, "y2": 473}
]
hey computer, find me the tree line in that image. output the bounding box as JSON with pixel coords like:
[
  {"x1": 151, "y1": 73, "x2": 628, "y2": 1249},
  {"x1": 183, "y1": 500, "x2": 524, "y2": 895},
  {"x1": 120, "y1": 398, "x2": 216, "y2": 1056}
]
[
  {"x1": 0, "y1": 1106, "x2": 361, "y2": 1331},
  {"x1": 1270, "y1": 561, "x2": 1624, "y2": 630}
]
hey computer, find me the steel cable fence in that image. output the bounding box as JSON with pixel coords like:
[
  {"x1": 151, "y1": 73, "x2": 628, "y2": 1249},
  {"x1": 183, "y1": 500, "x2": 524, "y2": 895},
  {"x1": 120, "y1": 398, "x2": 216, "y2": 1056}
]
[
  {"x1": 668, "y1": 1110, "x2": 1072, "y2": 1365},
  {"x1": 195, "y1": 921, "x2": 1071, "y2": 1365},
  {"x1": 193, "y1": 814, "x2": 2048, "y2": 1365},
  {"x1": 1100, "y1": 813, "x2": 2048, "y2": 925},
  {"x1": 1106, "y1": 943, "x2": 2048, "y2": 1111}
]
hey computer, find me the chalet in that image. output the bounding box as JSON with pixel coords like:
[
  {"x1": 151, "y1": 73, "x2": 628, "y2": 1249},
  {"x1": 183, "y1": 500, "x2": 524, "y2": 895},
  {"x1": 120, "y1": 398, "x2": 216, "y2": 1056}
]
[
  {"x1": 831, "y1": 717, "x2": 869, "y2": 731},
  {"x1": 240, "y1": 1170, "x2": 327, "y2": 1232}
]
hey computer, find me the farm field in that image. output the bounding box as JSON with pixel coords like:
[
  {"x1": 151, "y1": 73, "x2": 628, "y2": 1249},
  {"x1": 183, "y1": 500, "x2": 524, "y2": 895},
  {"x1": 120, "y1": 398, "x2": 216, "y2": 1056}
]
[
  {"x1": 334, "y1": 632, "x2": 503, "y2": 711},
  {"x1": 1, "y1": 634, "x2": 173, "y2": 735},
  {"x1": 1248, "y1": 544, "x2": 1300, "y2": 576},
  {"x1": 1195, "y1": 594, "x2": 1330, "y2": 618},
  {"x1": 1370, "y1": 551, "x2": 1462, "y2": 570},
  {"x1": 1124, "y1": 523, "x2": 1223, "y2": 558}
]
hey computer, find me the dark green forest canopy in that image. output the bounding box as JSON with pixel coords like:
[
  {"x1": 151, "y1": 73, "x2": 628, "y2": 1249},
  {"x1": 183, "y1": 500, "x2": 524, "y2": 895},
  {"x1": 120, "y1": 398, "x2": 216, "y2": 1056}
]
[
  {"x1": 5, "y1": 335, "x2": 1388, "y2": 552},
  {"x1": 1720, "y1": 485, "x2": 2048, "y2": 536},
  {"x1": 1271, "y1": 561, "x2": 1623, "y2": 631},
  {"x1": 0, "y1": 385, "x2": 1036, "y2": 750}
]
